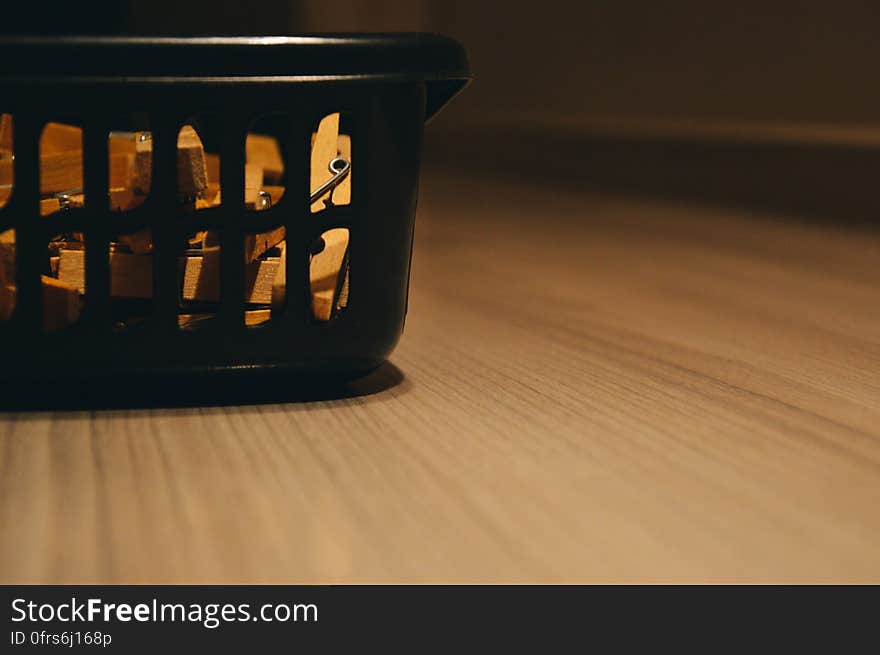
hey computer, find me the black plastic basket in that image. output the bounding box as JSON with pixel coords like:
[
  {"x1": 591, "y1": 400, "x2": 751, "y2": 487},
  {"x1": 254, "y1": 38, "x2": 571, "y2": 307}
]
[{"x1": 0, "y1": 34, "x2": 470, "y2": 385}]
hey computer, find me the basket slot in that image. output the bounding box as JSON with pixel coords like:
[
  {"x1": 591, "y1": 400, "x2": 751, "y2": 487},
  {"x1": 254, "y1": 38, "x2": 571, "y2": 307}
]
[
  {"x1": 240, "y1": 114, "x2": 287, "y2": 326},
  {"x1": 246, "y1": 113, "x2": 286, "y2": 211},
  {"x1": 109, "y1": 128, "x2": 149, "y2": 215},
  {"x1": 0, "y1": 228, "x2": 14, "y2": 321},
  {"x1": 309, "y1": 228, "x2": 350, "y2": 322},
  {"x1": 104, "y1": 118, "x2": 154, "y2": 331},
  {"x1": 38, "y1": 122, "x2": 83, "y2": 216},
  {"x1": 275, "y1": 110, "x2": 356, "y2": 325},
  {"x1": 0, "y1": 114, "x2": 14, "y2": 322},
  {"x1": 310, "y1": 112, "x2": 353, "y2": 215},
  {"x1": 30, "y1": 121, "x2": 88, "y2": 332},
  {"x1": 173, "y1": 120, "x2": 220, "y2": 329},
  {"x1": 0, "y1": 113, "x2": 12, "y2": 212}
]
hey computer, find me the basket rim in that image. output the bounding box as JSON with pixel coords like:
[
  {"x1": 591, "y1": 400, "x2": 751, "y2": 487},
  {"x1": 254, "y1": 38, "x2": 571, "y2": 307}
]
[
  {"x1": 0, "y1": 33, "x2": 471, "y2": 119},
  {"x1": 0, "y1": 33, "x2": 470, "y2": 80}
]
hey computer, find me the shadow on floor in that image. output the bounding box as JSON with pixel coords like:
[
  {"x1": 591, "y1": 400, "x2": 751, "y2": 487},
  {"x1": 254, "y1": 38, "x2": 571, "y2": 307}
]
[{"x1": 0, "y1": 361, "x2": 408, "y2": 412}]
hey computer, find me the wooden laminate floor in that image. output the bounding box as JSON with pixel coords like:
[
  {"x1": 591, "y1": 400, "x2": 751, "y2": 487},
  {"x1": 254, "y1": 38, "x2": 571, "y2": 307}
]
[{"x1": 1, "y1": 166, "x2": 879, "y2": 583}]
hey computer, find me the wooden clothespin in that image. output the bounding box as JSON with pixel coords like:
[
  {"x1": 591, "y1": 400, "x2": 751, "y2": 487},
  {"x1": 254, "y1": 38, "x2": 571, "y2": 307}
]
[
  {"x1": 134, "y1": 126, "x2": 208, "y2": 200},
  {"x1": 246, "y1": 133, "x2": 285, "y2": 185},
  {"x1": 309, "y1": 228, "x2": 350, "y2": 321},
  {"x1": 310, "y1": 113, "x2": 340, "y2": 213}
]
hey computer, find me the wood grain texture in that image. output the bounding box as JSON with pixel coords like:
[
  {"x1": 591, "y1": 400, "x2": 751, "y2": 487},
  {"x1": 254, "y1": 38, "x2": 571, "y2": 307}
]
[{"x1": 1, "y1": 166, "x2": 879, "y2": 583}]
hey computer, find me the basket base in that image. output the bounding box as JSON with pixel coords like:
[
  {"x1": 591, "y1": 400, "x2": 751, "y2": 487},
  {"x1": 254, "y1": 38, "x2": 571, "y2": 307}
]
[{"x1": 0, "y1": 359, "x2": 402, "y2": 411}]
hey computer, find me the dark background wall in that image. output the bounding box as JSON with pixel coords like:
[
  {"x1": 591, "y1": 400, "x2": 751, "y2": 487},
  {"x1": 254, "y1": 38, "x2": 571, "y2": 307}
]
[
  {"x1": 7, "y1": 0, "x2": 880, "y2": 221},
  {"x1": 297, "y1": 0, "x2": 880, "y2": 131},
  {"x1": 298, "y1": 0, "x2": 880, "y2": 222},
  {"x1": 13, "y1": 1, "x2": 880, "y2": 128}
]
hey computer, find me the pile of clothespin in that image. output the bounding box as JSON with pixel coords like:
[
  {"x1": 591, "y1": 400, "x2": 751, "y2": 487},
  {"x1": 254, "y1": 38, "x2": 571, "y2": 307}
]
[{"x1": 0, "y1": 113, "x2": 351, "y2": 331}]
